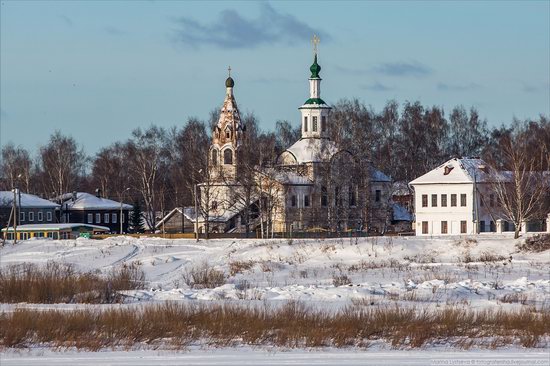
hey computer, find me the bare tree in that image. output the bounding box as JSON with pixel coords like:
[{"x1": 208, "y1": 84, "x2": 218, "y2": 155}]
[
  {"x1": 38, "y1": 131, "x2": 87, "y2": 199},
  {"x1": 0, "y1": 144, "x2": 32, "y2": 192},
  {"x1": 490, "y1": 126, "x2": 550, "y2": 238}
]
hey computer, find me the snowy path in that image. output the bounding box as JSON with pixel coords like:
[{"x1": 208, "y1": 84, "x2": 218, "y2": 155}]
[{"x1": 2, "y1": 349, "x2": 548, "y2": 366}]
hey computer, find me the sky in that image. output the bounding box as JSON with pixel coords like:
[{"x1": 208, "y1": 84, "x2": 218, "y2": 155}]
[{"x1": 1, "y1": 1, "x2": 549, "y2": 155}]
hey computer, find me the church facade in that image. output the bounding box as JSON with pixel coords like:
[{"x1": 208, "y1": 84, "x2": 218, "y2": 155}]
[{"x1": 198, "y1": 47, "x2": 393, "y2": 235}]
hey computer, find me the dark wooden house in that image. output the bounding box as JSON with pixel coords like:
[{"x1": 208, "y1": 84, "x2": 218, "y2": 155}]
[
  {"x1": 58, "y1": 192, "x2": 133, "y2": 234},
  {"x1": 1, "y1": 191, "x2": 60, "y2": 230}
]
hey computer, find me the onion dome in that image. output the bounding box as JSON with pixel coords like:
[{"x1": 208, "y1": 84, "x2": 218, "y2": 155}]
[
  {"x1": 310, "y1": 54, "x2": 321, "y2": 78},
  {"x1": 225, "y1": 76, "x2": 235, "y2": 88}
]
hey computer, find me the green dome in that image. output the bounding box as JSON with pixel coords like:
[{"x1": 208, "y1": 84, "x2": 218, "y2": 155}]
[
  {"x1": 225, "y1": 76, "x2": 235, "y2": 88},
  {"x1": 310, "y1": 54, "x2": 321, "y2": 78}
]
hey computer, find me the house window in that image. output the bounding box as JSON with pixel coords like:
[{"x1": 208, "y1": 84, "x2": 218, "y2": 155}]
[
  {"x1": 441, "y1": 221, "x2": 448, "y2": 234},
  {"x1": 321, "y1": 116, "x2": 327, "y2": 131},
  {"x1": 304, "y1": 116, "x2": 308, "y2": 132},
  {"x1": 375, "y1": 190, "x2": 381, "y2": 202},
  {"x1": 304, "y1": 195, "x2": 310, "y2": 207},
  {"x1": 460, "y1": 194, "x2": 467, "y2": 207},
  {"x1": 38, "y1": 212, "x2": 43, "y2": 222},
  {"x1": 96, "y1": 213, "x2": 101, "y2": 223},
  {"x1": 29, "y1": 212, "x2": 34, "y2": 222},
  {"x1": 349, "y1": 185, "x2": 356, "y2": 207},
  {"x1": 312, "y1": 116, "x2": 318, "y2": 132},
  {"x1": 20, "y1": 212, "x2": 25, "y2": 222},
  {"x1": 46, "y1": 212, "x2": 52, "y2": 222},
  {"x1": 223, "y1": 149, "x2": 233, "y2": 165},
  {"x1": 321, "y1": 186, "x2": 328, "y2": 207},
  {"x1": 422, "y1": 221, "x2": 428, "y2": 234},
  {"x1": 489, "y1": 194, "x2": 495, "y2": 207},
  {"x1": 211, "y1": 149, "x2": 218, "y2": 164},
  {"x1": 422, "y1": 195, "x2": 428, "y2": 207},
  {"x1": 460, "y1": 220, "x2": 467, "y2": 234},
  {"x1": 87, "y1": 213, "x2": 93, "y2": 223},
  {"x1": 480, "y1": 220, "x2": 485, "y2": 232},
  {"x1": 104, "y1": 213, "x2": 110, "y2": 224},
  {"x1": 112, "y1": 213, "x2": 117, "y2": 224},
  {"x1": 444, "y1": 165, "x2": 454, "y2": 175},
  {"x1": 291, "y1": 195, "x2": 297, "y2": 207},
  {"x1": 451, "y1": 194, "x2": 457, "y2": 207},
  {"x1": 431, "y1": 194, "x2": 437, "y2": 207},
  {"x1": 441, "y1": 194, "x2": 447, "y2": 207}
]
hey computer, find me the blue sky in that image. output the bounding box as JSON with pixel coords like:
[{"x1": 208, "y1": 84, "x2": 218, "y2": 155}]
[{"x1": 1, "y1": 1, "x2": 549, "y2": 154}]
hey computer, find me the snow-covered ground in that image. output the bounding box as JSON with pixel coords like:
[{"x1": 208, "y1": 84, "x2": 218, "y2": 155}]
[
  {"x1": 2, "y1": 348, "x2": 549, "y2": 366},
  {"x1": 1, "y1": 234, "x2": 549, "y2": 363},
  {"x1": 1, "y1": 234, "x2": 548, "y2": 311}
]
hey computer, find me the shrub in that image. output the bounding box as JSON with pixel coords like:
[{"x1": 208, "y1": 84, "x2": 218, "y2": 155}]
[
  {"x1": 332, "y1": 274, "x2": 352, "y2": 287},
  {"x1": 518, "y1": 234, "x2": 550, "y2": 253},
  {"x1": 229, "y1": 260, "x2": 256, "y2": 277},
  {"x1": 183, "y1": 262, "x2": 226, "y2": 289},
  {"x1": 0, "y1": 262, "x2": 144, "y2": 304}
]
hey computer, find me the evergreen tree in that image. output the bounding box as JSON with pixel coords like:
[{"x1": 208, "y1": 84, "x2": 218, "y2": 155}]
[{"x1": 130, "y1": 200, "x2": 144, "y2": 233}]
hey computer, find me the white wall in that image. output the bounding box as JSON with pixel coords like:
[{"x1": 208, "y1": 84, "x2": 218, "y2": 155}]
[{"x1": 413, "y1": 183, "x2": 475, "y2": 235}]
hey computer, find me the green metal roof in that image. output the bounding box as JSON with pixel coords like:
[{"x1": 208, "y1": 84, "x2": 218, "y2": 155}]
[
  {"x1": 310, "y1": 54, "x2": 321, "y2": 78},
  {"x1": 303, "y1": 98, "x2": 327, "y2": 105}
]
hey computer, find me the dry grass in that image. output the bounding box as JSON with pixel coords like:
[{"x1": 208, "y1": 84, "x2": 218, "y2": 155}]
[
  {"x1": 229, "y1": 260, "x2": 256, "y2": 277},
  {"x1": 0, "y1": 302, "x2": 548, "y2": 350},
  {"x1": 0, "y1": 262, "x2": 144, "y2": 304},
  {"x1": 183, "y1": 262, "x2": 226, "y2": 289},
  {"x1": 518, "y1": 234, "x2": 550, "y2": 253}
]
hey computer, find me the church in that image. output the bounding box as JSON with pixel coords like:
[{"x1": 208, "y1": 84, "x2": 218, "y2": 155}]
[{"x1": 198, "y1": 41, "x2": 394, "y2": 235}]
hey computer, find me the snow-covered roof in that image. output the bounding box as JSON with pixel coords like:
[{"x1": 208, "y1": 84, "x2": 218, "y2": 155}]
[
  {"x1": 155, "y1": 207, "x2": 201, "y2": 229},
  {"x1": 262, "y1": 168, "x2": 313, "y2": 185},
  {"x1": 0, "y1": 191, "x2": 60, "y2": 209},
  {"x1": 409, "y1": 158, "x2": 494, "y2": 185},
  {"x1": 371, "y1": 168, "x2": 391, "y2": 182},
  {"x1": 392, "y1": 203, "x2": 412, "y2": 222},
  {"x1": 59, "y1": 192, "x2": 133, "y2": 210},
  {"x1": 280, "y1": 138, "x2": 339, "y2": 164},
  {"x1": 2, "y1": 223, "x2": 110, "y2": 232}
]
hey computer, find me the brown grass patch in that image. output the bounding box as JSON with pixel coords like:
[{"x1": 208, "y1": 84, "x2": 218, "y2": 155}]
[
  {"x1": 0, "y1": 303, "x2": 548, "y2": 350},
  {"x1": 0, "y1": 262, "x2": 144, "y2": 304}
]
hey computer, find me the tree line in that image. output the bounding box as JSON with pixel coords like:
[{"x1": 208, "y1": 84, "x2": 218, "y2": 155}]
[{"x1": 1, "y1": 99, "x2": 548, "y2": 229}]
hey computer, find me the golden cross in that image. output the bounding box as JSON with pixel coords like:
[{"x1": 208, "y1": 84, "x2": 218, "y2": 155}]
[
  {"x1": 228, "y1": 66, "x2": 231, "y2": 77},
  {"x1": 312, "y1": 34, "x2": 320, "y2": 55}
]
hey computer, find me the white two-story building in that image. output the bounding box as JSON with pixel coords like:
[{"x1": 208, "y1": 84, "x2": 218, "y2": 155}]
[{"x1": 409, "y1": 158, "x2": 509, "y2": 236}]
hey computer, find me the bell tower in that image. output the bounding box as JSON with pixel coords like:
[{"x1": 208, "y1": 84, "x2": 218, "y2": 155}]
[
  {"x1": 209, "y1": 67, "x2": 245, "y2": 181},
  {"x1": 299, "y1": 35, "x2": 331, "y2": 139}
]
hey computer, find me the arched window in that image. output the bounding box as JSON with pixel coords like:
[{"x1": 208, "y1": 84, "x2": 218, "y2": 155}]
[
  {"x1": 223, "y1": 149, "x2": 233, "y2": 165},
  {"x1": 211, "y1": 201, "x2": 218, "y2": 210},
  {"x1": 304, "y1": 116, "x2": 308, "y2": 132},
  {"x1": 312, "y1": 116, "x2": 318, "y2": 132},
  {"x1": 211, "y1": 149, "x2": 218, "y2": 164}
]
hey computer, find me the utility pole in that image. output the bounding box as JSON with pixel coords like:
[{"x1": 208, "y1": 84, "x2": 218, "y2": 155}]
[
  {"x1": 120, "y1": 188, "x2": 130, "y2": 235},
  {"x1": 13, "y1": 188, "x2": 18, "y2": 244},
  {"x1": 195, "y1": 169, "x2": 203, "y2": 242}
]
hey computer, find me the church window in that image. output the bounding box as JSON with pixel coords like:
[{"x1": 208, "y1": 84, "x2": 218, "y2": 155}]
[
  {"x1": 211, "y1": 149, "x2": 218, "y2": 164},
  {"x1": 304, "y1": 116, "x2": 308, "y2": 132},
  {"x1": 223, "y1": 149, "x2": 233, "y2": 165},
  {"x1": 211, "y1": 201, "x2": 218, "y2": 210},
  {"x1": 226, "y1": 130, "x2": 231, "y2": 139},
  {"x1": 321, "y1": 186, "x2": 328, "y2": 207},
  {"x1": 304, "y1": 195, "x2": 310, "y2": 207},
  {"x1": 291, "y1": 195, "x2": 297, "y2": 207},
  {"x1": 321, "y1": 116, "x2": 326, "y2": 131},
  {"x1": 348, "y1": 185, "x2": 356, "y2": 207},
  {"x1": 312, "y1": 116, "x2": 318, "y2": 132}
]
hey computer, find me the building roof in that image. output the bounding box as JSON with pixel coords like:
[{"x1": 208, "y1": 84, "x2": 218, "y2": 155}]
[
  {"x1": 58, "y1": 192, "x2": 133, "y2": 210},
  {"x1": 282, "y1": 138, "x2": 339, "y2": 164},
  {"x1": 155, "y1": 207, "x2": 200, "y2": 229},
  {"x1": 392, "y1": 203, "x2": 412, "y2": 222},
  {"x1": 2, "y1": 223, "x2": 110, "y2": 232},
  {"x1": 0, "y1": 191, "x2": 60, "y2": 209},
  {"x1": 409, "y1": 158, "x2": 494, "y2": 185}
]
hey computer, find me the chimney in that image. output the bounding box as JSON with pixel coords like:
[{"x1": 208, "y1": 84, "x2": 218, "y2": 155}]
[{"x1": 95, "y1": 188, "x2": 101, "y2": 198}]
